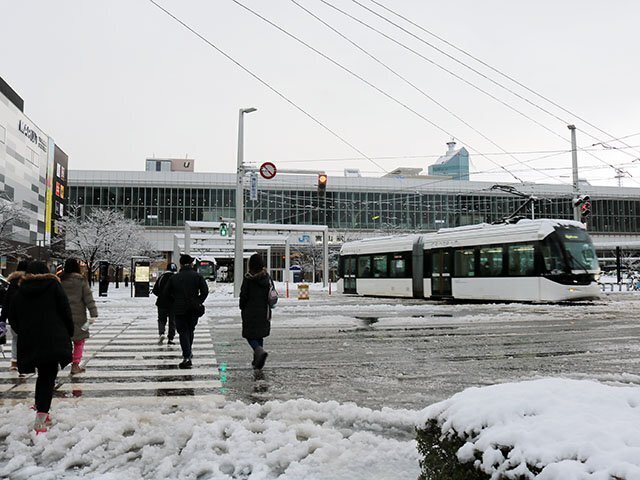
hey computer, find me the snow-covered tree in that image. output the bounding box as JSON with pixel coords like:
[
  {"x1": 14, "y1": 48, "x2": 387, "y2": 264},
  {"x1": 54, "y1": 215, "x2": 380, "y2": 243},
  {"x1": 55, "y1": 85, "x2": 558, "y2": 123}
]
[
  {"x1": 62, "y1": 208, "x2": 153, "y2": 281},
  {"x1": 0, "y1": 197, "x2": 31, "y2": 258}
]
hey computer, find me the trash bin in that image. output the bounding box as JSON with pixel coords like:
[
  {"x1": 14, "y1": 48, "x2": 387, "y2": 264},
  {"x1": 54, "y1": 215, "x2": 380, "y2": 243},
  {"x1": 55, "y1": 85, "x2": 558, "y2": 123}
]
[{"x1": 297, "y1": 283, "x2": 309, "y2": 300}]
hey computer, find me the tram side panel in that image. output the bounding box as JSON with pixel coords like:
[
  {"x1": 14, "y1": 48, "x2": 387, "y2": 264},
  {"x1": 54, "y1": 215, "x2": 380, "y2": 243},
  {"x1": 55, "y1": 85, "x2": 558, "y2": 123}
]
[{"x1": 450, "y1": 277, "x2": 541, "y2": 302}]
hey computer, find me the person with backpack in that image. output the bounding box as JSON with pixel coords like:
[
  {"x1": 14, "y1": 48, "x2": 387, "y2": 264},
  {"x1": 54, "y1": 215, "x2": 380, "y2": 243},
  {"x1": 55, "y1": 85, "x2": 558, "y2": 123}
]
[
  {"x1": 152, "y1": 263, "x2": 178, "y2": 345},
  {"x1": 162, "y1": 255, "x2": 208, "y2": 369},
  {"x1": 239, "y1": 253, "x2": 274, "y2": 370},
  {"x1": 9, "y1": 261, "x2": 73, "y2": 433}
]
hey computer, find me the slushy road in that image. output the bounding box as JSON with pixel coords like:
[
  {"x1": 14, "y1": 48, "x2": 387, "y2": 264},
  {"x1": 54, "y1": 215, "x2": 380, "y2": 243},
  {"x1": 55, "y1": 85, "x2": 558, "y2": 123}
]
[{"x1": 210, "y1": 290, "x2": 640, "y2": 410}]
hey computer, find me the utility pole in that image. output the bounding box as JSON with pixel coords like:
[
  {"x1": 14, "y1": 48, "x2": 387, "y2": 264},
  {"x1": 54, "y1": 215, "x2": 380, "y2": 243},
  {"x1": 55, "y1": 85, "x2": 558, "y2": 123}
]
[
  {"x1": 234, "y1": 107, "x2": 257, "y2": 297},
  {"x1": 568, "y1": 125, "x2": 581, "y2": 222}
]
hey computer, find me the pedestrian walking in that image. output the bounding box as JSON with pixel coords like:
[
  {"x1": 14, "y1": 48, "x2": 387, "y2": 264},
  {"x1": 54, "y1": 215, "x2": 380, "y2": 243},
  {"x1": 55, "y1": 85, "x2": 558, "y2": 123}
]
[
  {"x1": 0, "y1": 259, "x2": 29, "y2": 371},
  {"x1": 60, "y1": 258, "x2": 98, "y2": 375},
  {"x1": 152, "y1": 262, "x2": 177, "y2": 345},
  {"x1": 8, "y1": 261, "x2": 73, "y2": 434},
  {"x1": 239, "y1": 253, "x2": 272, "y2": 370},
  {"x1": 163, "y1": 254, "x2": 208, "y2": 369}
]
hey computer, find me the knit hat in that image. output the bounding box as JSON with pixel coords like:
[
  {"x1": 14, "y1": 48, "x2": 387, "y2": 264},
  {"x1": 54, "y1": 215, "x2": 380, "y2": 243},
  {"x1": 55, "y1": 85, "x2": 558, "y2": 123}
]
[{"x1": 179, "y1": 254, "x2": 194, "y2": 266}]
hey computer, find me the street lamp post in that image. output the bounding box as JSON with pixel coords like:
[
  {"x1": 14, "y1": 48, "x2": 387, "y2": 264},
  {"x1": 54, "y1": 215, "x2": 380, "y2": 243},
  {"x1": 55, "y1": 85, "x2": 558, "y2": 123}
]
[{"x1": 234, "y1": 107, "x2": 257, "y2": 297}]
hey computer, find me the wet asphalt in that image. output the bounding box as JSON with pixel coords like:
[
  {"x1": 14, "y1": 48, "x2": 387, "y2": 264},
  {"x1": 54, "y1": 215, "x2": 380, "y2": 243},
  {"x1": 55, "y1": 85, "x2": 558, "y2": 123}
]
[{"x1": 210, "y1": 292, "x2": 640, "y2": 411}]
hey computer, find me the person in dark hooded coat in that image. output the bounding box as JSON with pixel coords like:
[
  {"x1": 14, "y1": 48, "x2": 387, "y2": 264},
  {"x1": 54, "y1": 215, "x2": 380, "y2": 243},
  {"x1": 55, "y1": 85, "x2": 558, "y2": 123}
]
[
  {"x1": 0, "y1": 259, "x2": 29, "y2": 370},
  {"x1": 9, "y1": 261, "x2": 74, "y2": 433},
  {"x1": 239, "y1": 253, "x2": 272, "y2": 370}
]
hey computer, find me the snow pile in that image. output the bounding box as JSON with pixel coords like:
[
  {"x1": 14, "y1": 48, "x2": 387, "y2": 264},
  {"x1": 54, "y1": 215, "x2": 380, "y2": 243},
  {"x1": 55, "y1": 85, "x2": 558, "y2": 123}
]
[
  {"x1": 420, "y1": 378, "x2": 640, "y2": 479},
  {"x1": 0, "y1": 398, "x2": 421, "y2": 479}
]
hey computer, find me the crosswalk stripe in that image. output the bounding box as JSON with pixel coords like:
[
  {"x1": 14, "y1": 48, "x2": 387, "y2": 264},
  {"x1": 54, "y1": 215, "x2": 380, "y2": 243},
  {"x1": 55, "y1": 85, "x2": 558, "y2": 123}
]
[{"x1": 0, "y1": 318, "x2": 225, "y2": 405}]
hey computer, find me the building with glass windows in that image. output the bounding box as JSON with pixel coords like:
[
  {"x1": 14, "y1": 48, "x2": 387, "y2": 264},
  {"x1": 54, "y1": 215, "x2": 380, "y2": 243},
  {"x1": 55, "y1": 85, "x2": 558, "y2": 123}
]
[
  {"x1": 428, "y1": 141, "x2": 469, "y2": 180},
  {"x1": 69, "y1": 168, "x2": 640, "y2": 258},
  {"x1": 0, "y1": 76, "x2": 68, "y2": 268}
]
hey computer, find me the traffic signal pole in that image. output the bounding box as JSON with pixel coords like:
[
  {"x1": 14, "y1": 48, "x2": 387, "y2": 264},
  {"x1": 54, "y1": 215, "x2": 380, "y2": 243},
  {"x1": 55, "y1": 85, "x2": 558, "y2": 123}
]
[{"x1": 568, "y1": 125, "x2": 581, "y2": 222}]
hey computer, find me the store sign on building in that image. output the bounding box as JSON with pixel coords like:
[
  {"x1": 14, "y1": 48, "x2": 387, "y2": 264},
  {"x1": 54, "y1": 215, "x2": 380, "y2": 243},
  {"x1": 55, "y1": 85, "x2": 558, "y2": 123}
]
[{"x1": 18, "y1": 120, "x2": 47, "y2": 152}]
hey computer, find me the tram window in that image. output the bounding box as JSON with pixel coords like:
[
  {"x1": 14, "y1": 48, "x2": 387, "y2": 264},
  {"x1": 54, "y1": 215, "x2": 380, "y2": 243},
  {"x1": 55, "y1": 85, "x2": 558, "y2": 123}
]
[
  {"x1": 390, "y1": 253, "x2": 410, "y2": 278},
  {"x1": 561, "y1": 230, "x2": 599, "y2": 271},
  {"x1": 373, "y1": 255, "x2": 388, "y2": 278},
  {"x1": 423, "y1": 252, "x2": 432, "y2": 278},
  {"x1": 508, "y1": 244, "x2": 535, "y2": 276},
  {"x1": 454, "y1": 248, "x2": 476, "y2": 277},
  {"x1": 541, "y1": 236, "x2": 567, "y2": 274},
  {"x1": 479, "y1": 246, "x2": 503, "y2": 276},
  {"x1": 357, "y1": 256, "x2": 371, "y2": 277}
]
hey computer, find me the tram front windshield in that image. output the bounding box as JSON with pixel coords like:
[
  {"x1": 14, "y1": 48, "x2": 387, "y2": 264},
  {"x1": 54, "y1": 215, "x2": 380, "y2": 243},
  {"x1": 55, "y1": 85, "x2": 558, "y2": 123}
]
[
  {"x1": 198, "y1": 261, "x2": 216, "y2": 280},
  {"x1": 557, "y1": 227, "x2": 599, "y2": 272}
]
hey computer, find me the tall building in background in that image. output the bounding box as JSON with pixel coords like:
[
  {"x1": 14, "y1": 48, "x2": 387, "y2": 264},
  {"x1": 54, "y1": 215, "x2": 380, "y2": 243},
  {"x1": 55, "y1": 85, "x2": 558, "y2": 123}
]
[
  {"x1": 145, "y1": 158, "x2": 195, "y2": 172},
  {"x1": 428, "y1": 140, "x2": 469, "y2": 180},
  {"x1": 0, "y1": 75, "x2": 68, "y2": 263}
]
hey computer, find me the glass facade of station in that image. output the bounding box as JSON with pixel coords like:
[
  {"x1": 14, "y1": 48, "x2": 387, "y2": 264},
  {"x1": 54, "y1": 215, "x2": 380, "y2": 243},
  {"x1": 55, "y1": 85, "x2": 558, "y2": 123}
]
[{"x1": 67, "y1": 182, "x2": 640, "y2": 235}]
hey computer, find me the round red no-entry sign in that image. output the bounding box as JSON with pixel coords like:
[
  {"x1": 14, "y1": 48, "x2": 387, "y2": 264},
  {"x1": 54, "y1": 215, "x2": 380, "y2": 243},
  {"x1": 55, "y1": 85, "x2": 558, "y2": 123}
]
[{"x1": 259, "y1": 162, "x2": 277, "y2": 179}]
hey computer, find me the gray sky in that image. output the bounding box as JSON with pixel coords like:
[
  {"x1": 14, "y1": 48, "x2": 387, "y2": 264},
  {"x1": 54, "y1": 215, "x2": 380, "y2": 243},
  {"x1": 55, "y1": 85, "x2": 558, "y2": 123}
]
[{"x1": 2, "y1": 0, "x2": 639, "y2": 186}]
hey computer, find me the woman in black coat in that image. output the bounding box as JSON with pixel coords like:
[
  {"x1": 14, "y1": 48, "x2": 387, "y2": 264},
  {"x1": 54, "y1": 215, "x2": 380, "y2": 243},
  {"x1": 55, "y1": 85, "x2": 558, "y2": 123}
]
[
  {"x1": 239, "y1": 253, "x2": 272, "y2": 370},
  {"x1": 10, "y1": 261, "x2": 74, "y2": 434}
]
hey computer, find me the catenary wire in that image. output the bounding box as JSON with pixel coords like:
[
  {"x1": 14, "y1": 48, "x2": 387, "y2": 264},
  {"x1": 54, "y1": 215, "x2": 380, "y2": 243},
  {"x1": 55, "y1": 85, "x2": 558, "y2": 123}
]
[
  {"x1": 368, "y1": 0, "x2": 640, "y2": 161},
  {"x1": 231, "y1": 0, "x2": 565, "y2": 184},
  {"x1": 146, "y1": 0, "x2": 389, "y2": 174},
  {"x1": 328, "y1": 0, "x2": 637, "y2": 181},
  {"x1": 289, "y1": 0, "x2": 559, "y2": 185}
]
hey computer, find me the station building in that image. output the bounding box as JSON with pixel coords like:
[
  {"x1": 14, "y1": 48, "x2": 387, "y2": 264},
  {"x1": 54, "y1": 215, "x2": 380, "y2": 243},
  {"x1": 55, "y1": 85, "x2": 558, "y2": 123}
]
[
  {"x1": 68, "y1": 164, "x2": 640, "y2": 263},
  {"x1": 0, "y1": 76, "x2": 68, "y2": 269}
]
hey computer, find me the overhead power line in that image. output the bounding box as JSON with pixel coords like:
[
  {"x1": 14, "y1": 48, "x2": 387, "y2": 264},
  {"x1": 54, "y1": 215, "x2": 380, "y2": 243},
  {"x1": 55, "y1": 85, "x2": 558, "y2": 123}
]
[
  {"x1": 146, "y1": 0, "x2": 389, "y2": 174},
  {"x1": 231, "y1": 0, "x2": 588, "y2": 184},
  {"x1": 368, "y1": 0, "x2": 640, "y2": 161},
  {"x1": 336, "y1": 0, "x2": 638, "y2": 180},
  {"x1": 289, "y1": 0, "x2": 558, "y2": 184}
]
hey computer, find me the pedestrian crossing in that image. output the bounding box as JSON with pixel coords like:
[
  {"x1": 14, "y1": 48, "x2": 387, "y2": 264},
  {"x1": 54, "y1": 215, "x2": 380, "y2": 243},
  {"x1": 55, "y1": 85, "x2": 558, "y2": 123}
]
[{"x1": 0, "y1": 317, "x2": 225, "y2": 406}]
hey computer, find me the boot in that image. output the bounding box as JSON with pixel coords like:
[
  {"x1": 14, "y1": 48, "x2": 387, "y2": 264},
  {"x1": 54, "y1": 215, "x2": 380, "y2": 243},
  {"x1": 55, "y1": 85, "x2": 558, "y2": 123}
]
[
  {"x1": 34, "y1": 412, "x2": 51, "y2": 434},
  {"x1": 70, "y1": 363, "x2": 85, "y2": 375},
  {"x1": 10, "y1": 360, "x2": 18, "y2": 371},
  {"x1": 253, "y1": 346, "x2": 268, "y2": 370}
]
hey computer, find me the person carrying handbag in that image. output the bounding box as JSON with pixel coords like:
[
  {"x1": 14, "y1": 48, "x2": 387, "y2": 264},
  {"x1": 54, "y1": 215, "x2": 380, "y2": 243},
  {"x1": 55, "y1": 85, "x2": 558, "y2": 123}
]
[
  {"x1": 239, "y1": 253, "x2": 273, "y2": 370},
  {"x1": 162, "y1": 254, "x2": 208, "y2": 369}
]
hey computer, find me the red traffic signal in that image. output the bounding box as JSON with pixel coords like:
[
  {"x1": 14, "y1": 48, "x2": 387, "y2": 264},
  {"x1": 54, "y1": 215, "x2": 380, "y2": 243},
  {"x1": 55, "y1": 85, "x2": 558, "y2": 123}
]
[
  {"x1": 581, "y1": 201, "x2": 592, "y2": 217},
  {"x1": 318, "y1": 173, "x2": 328, "y2": 192}
]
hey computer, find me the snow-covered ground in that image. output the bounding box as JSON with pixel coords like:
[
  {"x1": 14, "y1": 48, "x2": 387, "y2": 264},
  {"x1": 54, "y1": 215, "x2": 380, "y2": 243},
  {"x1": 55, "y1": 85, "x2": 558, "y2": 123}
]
[{"x1": 1, "y1": 283, "x2": 640, "y2": 479}]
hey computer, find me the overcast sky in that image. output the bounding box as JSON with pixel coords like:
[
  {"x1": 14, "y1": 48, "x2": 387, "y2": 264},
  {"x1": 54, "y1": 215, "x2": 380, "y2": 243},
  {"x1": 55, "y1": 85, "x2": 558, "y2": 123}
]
[{"x1": 2, "y1": 0, "x2": 639, "y2": 186}]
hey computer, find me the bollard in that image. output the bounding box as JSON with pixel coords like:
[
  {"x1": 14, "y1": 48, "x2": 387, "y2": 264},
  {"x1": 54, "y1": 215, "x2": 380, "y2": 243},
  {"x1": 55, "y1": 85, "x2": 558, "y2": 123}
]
[{"x1": 297, "y1": 283, "x2": 309, "y2": 300}]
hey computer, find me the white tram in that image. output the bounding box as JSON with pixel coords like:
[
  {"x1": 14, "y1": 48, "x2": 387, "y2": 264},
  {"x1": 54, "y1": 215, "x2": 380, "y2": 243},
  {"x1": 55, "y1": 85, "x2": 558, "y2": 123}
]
[{"x1": 337, "y1": 218, "x2": 601, "y2": 302}]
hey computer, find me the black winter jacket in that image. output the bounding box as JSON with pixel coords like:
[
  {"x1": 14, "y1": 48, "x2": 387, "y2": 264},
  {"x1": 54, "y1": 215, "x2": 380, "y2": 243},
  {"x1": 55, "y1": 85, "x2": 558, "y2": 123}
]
[
  {"x1": 0, "y1": 271, "x2": 25, "y2": 326},
  {"x1": 162, "y1": 266, "x2": 208, "y2": 316},
  {"x1": 239, "y1": 269, "x2": 272, "y2": 339},
  {"x1": 152, "y1": 271, "x2": 175, "y2": 309},
  {"x1": 9, "y1": 273, "x2": 74, "y2": 373}
]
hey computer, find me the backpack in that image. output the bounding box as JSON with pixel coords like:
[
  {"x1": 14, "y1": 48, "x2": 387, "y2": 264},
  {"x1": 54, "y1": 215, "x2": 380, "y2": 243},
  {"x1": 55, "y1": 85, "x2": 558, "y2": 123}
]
[
  {"x1": 267, "y1": 276, "x2": 278, "y2": 308},
  {"x1": 152, "y1": 272, "x2": 171, "y2": 297}
]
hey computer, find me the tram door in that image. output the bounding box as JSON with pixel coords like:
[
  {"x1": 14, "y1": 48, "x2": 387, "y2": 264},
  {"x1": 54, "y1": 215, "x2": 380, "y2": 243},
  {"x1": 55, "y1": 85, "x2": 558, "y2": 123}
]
[
  {"x1": 431, "y1": 249, "x2": 453, "y2": 297},
  {"x1": 343, "y1": 256, "x2": 357, "y2": 294}
]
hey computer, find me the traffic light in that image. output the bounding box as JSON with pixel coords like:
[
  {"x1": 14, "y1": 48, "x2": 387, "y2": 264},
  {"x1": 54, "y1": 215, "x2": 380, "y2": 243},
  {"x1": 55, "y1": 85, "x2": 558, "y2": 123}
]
[
  {"x1": 318, "y1": 173, "x2": 328, "y2": 193},
  {"x1": 580, "y1": 195, "x2": 592, "y2": 217},
  {"x1": 220, "y1": 222, "x2": 228, "y2": 237}
]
